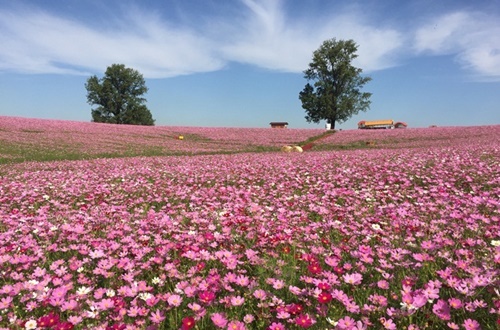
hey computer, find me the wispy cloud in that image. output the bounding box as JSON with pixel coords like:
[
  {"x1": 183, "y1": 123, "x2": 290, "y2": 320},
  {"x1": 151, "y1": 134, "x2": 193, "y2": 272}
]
[
  {"x1": 219, "y1": 0, "x2": 404, "y2": 73},
  {"x1": 1, "y1": 1, "x2": 499, "y2": 80},
  {"x1": 0, "y1": 6, "x2": 224, "y2": 78},
  {"x1": 414, "y1": 11, "x2": 500, "y2": 80}
]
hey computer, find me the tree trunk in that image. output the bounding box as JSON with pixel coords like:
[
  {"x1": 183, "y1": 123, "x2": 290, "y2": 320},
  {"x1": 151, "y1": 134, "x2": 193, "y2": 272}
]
[{"x1": 328, "y1": 117, "x2": 336, "y2": 129}]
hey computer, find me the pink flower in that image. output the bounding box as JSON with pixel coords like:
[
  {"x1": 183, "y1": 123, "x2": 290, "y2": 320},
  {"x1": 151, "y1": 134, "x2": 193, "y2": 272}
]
[
  {"x1": 423, "y1": 286, "x2": 439, "y2": 300},
  {"x1": 253, "y1": 289, "x2": 267, "y2": 300},
  {"x1": 411, "y1": 294, "x2": 428, "y2": 309},
  {"x1": 243, "y1": 314, "x2": 254, "y2": 324},
  {"x1": 337, "y1": 316, "x2": 356, "y2": 329},
  {"x1": 211, "y1": 313, "x2": 228, "y2": 328},
  {"x1": 463, "y1": 319, "x2": 481, "y2": 330},
  {"x1": 377, "y1": 280, "x2": 389, "y2": 289},
  {"x1": 343, "y1": 273, "x2": 363, "y2": 285},
  {"x1": 96, "y1": 298, "x2": 114, "y2": 311},
  {"x1": 149, "y1": 310, "x2": 165, "y2": 324},
  {"x1": 268, "y1": 322, "x2": 285, "y2": 330},
  {"x1": 379, "y1": 317, "x2": 397, "y2": 330},
  {"x1": 0, "y1": 296, "x2": 13, "y2": 309},
  {"x1": 61, "y1": 299, "x2": 78, "y2": 311},
  {"x1": 433, "y1": 299, "x2": 451, "y2": 320},
  {"x1": 272, "y1": 279, "x2": 285, "y2": 289},
  {"x1": 167, "y1": 294, "x2": 183, "y2": 307},
  {"x1": 230, "y1": 295, "x2": 245, "y2": 306},
  {"x1": 67, "y1": 316, "x2": 82, "y2": 325},
  {"x1": 448, "y1": 297, "x2": 462, "y2": 309},
  {"x1": 227, "y1": 320, "x2": 246, "y2": 330},
  {"x1": 235, "y1": 275, "x2": 250, "y2": 287}
]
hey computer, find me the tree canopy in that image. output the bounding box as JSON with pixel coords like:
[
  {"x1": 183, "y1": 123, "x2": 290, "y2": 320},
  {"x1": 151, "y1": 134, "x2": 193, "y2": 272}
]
[
  {"x1": 86, "y1": 64, "x2": 155, "y2": 126},
  {"x1": 299, "y1": 39, "x2": 371, "y2": 129}
]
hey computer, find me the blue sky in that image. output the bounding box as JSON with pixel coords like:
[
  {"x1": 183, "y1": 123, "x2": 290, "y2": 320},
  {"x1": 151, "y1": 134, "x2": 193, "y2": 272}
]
[{"x1": 0, "y1": 0, "x2": 499, "y2": 129}]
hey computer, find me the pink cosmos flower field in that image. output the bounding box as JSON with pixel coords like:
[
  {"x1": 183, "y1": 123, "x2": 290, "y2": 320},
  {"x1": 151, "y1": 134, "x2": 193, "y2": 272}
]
[
  {"x1": 0, "y1": 117, "x2": 323, "y2": 163},
  {"x1": 0, "y1": 117, "x2": 499, "y2": 329}
]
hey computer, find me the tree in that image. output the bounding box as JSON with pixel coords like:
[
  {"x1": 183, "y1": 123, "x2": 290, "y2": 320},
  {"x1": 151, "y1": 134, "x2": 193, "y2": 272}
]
[
  {"x1": 299, "y1": 39, "x2": 371, "y2": 129},
  {"x1": 86, "y1": 64, "x2": 155, "y2": 126}
]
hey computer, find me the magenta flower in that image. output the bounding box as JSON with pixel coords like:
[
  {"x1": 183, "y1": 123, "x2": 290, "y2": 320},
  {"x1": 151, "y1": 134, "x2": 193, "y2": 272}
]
[
  {"x1": 318, "y1": 291, "x2": 333, "y2": 304},
  {"x1": 181, "y1": 316, "x2": 196, "y2": 330},
  {"x1": 199, "y1": 290, "x2": 215, "y2": 304},
  {"x1": 307, "y1": 263, "x2": 322, "y2": 275},
  {"x1": 295, "y1": 314, "x2": 314, "y2": 328}
]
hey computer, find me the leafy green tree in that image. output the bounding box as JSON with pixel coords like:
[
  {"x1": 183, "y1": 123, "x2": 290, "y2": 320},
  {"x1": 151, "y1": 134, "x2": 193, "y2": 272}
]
[
  {"x1": 299, "y1": 39, "x2": 371, "y2": 129},
  {"x1": 86, "y1": 64, "x2": 155, "y2": 126}
]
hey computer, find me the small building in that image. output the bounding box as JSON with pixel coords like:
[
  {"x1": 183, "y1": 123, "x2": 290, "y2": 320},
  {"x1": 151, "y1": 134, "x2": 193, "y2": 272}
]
[
  {"x1": 270, "y1": 122, "x2": 288, "y2": 129},
  {"x1": 358, "y1": 120, "x2": 394, "y2": 129}
]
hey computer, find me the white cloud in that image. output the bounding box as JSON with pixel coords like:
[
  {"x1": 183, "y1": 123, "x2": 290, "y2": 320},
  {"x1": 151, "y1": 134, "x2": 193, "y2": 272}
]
[
  {"x1": 415, "y1": 11, "x2": 500, "y2": 79},
  {"x1": 414, "y1": 12, "x2": 469, "y2": 54},
  {"x1": 2, "y1": 1, "x2": 498, "y2": 80},
  {"x1": 0, "y1": 7, "x2": 224, "y2": 78},
  {"x1": 219, "y1": 0, "x2": 404, "y2": 73},
  {"x1": 319, "y1": 15, "x2": 404, "y2": 72},
  {"x1": 0, "y1": 1, "x2": 404, "y2": 78}
]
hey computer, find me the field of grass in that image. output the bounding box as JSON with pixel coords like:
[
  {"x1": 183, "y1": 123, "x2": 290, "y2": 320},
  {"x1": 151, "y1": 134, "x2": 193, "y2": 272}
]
[{"x1": 0, "y1": 116, "x2": 499, "y2": 329}]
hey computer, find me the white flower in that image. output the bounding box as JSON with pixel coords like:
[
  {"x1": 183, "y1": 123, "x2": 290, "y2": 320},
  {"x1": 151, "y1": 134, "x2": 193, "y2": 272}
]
[
  {"x1": 28, "y1": 280, "x2": 39, "y2": 286},
  {"x1": 42, "y1": 195, "x2": 50, "y2": 200},
  {"x1": 25, "y1": 320, "x2": 37, "y2": 330},
  {"x1": 151, "y1": 277, "x2": 162, "y2": 285},
  {"x1": 87, "y1": 306, "x2": 98, "y2": 318},
  {"x1": 106, "y1": 289, "x2": 115, "y2": 297},
  {"x1": 77, "y1": 286, "x2": 92, "y2": 295},
  {"x1": 139, "y1": 292, "x2": 153, "y2": 301},
  {"x1": 491, "y1": 240, "x2": 500, "y2": 247},
  {"x1": 326, "y1": 317, "x2": 338, "y2": 326},
  {"x1": 371, "y1": 224, "x2": 382, "y2": 231}
]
